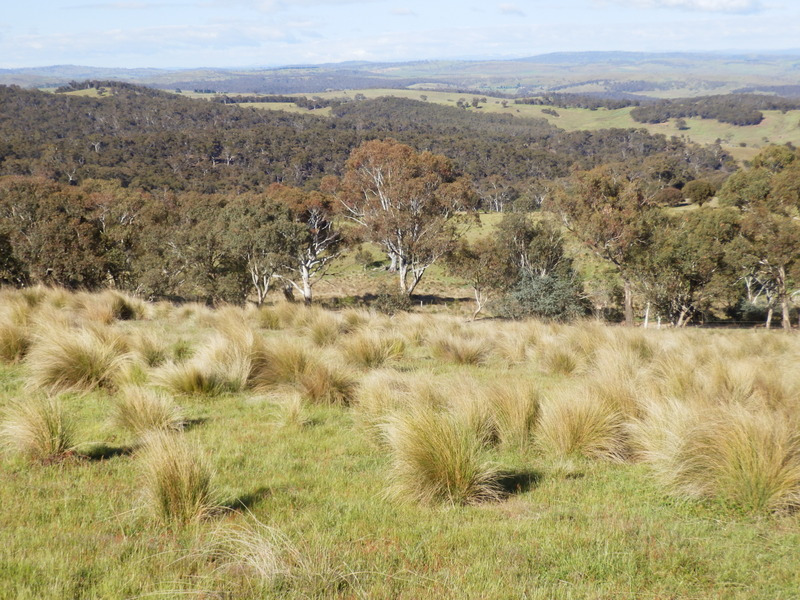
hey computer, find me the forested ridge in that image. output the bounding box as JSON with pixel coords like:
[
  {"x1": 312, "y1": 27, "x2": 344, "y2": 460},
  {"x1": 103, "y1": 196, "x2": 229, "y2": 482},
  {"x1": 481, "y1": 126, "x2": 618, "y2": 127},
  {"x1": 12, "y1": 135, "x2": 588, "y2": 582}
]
[
  {"x1": 0, "y1": 84, "x2": 730, "y2": 192},
  {"x1": 1, "y1": 81, "x2": 798, "y2": 328}
]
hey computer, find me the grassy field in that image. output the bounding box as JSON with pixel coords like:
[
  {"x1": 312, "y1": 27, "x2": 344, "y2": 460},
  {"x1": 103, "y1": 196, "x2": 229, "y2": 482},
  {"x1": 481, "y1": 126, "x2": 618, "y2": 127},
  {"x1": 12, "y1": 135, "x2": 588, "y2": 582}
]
[{"x1": 1, "y1": 287, "x2": 800, "y2": 599}]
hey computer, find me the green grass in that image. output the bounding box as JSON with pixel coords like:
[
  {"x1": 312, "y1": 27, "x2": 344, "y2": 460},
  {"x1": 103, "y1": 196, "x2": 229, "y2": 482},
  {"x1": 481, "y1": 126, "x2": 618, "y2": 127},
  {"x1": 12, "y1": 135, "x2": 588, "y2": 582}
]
[{"x1": 2, "y1": 291, "x2": 800, "y2": 598}]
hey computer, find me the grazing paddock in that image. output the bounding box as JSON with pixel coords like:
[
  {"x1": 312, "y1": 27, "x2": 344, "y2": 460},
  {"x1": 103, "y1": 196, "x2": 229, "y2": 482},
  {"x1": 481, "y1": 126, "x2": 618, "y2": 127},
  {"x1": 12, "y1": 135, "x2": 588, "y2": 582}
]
[{"x1": 1, "y1": 287, "x2": 799, "y2": 599}]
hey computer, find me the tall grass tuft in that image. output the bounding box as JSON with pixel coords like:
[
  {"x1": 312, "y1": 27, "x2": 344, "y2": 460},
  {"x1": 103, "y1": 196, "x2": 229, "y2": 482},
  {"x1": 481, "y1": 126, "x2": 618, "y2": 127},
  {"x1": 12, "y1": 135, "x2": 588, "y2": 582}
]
[
  {"x1": 537, "y1": 390, "x2": 628, "y2": 461},
  {"x1": 636, "y1": 403, "x2": 800, "y2": 513},
  {"x1": 340, "y1": 331, "x2": 405, "y2": 368},
  {"x1": 295, "y1": 362, "x2": 356, "y2": 405},
  {"x1": 535, "y1": 342, "x2": 583, "y2": 376},
  {"x1": 429, "y1": 333, "x2": 491, "y2": 366},
  {"x1": 75, "y1": 290, "x2": 149, "y2": 324},
  {"x1": 304, "y1": 310, "x2": 344, "y2": 347},
  {"x1": 486, "y1": 380, "x2": 540, "y2": 449},
  {"x1": 384, "y1": 404, "x2": 502, "y2": 505},
  {"x1": 128, "y1": 329, "x2": 170, "y2": 368},
  {"x1": 26, "y1": 323, "x2": 130, "y2": 393},
  {"x1": 153, "y1": 360, "x2": 228, "y2": 396},
  {"x1": 0, "y1": 319, "x2": 30, "y2": 363},
  {"x1": 0, "y1": 396, "x2": 76, "y2": 462},
  {"x1": 139, "y1": 430, "x2": 218, "y2": 525},
  {"x1": 112, "y1": 386, "x2": 185, "y2": 440}
]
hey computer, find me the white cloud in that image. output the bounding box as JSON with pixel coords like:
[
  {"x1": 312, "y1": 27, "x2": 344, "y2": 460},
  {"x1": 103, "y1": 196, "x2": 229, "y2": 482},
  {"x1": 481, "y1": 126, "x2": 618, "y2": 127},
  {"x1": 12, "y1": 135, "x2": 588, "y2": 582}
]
[
  {"x1": 498, "y1": 3, "x2": 526, "y2": 16},
  {"x1": 609, "y1": 0, "x2": 763, "y2": 12},
  {"x1": 391, "y1": 7, "x2": 416, "y2": 16}
]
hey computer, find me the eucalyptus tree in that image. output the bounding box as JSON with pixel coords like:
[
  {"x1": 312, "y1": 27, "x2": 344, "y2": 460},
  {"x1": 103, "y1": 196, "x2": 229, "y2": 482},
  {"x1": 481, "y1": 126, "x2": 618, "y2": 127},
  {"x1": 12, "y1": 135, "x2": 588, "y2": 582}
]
[{"x1": 338, "y1": 139, "x2": 476, "y2": 296}]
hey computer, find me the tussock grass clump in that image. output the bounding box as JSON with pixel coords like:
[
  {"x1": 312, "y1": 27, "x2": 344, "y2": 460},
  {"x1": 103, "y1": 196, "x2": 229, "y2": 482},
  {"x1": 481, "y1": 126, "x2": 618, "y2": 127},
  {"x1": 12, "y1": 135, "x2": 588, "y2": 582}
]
[
  {"x1": 0, "y1": 319, "x2": 31, "y2": 363},
  {"x1": 295, "y1": 363, "x2": 356, "y2": 405},
  {"x1": 0, "y1": 396, "x2": 76, "y2": 462},
  {"x1": 274, "y1": 392, "x2": 311, "y2": 429},
  {"x1": 250, "y1": 338, "x2": 315, "y2": 389},
  {"x1": 384, "y1": 404, "x2": 502, "y2": 505},
  {"x1": 535, "y1": 343, "x2": 583, "y2": 376},
  {"x1": 429, "y1": 333, "x2": 491, "y2": 366},
  {"x1": 537, "y1": 390, "x2": 628, "y2": 461},
  {"x1": 26, "y1": 324, "x2": 131, "y2": 393},
  {"x1": 636, "y1": 403, "x2": 800, "y2": 513},
  {"x1": 486, "y1": 380, "x2": 540, "y2": 449},
  {"x1": 492, "y1": 330, "x2": 530, "y2": 364},
  {"x1": 112, "y1": 386, "x2": 184, "y2": 440},
  {"x1": 340, "y1": 331, "x2": 405, "y2": 369},
  {"x1": 74, "y1": 290, "x2": 149, "y2": 324},
  {"x1": 303, "y1": 311, "x2": 344, "y2": 346},
  {"x1": 128, "y1": 329, "x2": 171, "y2": 367},
  {"x1": 153, "y1": 360, "x2": 228, "y2": 396},
  {"x1": 209, "y1": 519, "x2": 297, "y2": 588},
  {"x1": 139, "y1": 431, "x2": 218, "y2": 525},
  {"x1": 207, "y1": 518, "x2": 350, "y2": 597},
  {"x1": 353, "y1": 370, "x2": 416, "y2": 443}
]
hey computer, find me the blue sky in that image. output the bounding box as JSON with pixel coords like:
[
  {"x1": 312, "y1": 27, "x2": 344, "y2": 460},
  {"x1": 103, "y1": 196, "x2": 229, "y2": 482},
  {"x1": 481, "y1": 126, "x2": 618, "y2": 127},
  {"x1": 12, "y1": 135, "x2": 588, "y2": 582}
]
[{"x1": 1, "y1": 0, "x2": 798, "y2": 69}]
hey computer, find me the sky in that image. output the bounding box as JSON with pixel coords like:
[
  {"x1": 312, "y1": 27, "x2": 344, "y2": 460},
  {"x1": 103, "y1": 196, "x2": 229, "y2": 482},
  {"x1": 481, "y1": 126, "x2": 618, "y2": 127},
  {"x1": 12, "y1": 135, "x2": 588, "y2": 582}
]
[{"x1": 1, "y1": 0, "x2": 799, "y2": 70}]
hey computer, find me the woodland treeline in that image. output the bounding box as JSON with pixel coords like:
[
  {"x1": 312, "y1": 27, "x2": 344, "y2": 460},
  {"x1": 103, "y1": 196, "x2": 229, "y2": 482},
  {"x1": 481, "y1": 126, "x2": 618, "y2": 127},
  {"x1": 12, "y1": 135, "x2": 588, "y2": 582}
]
[{"x1": 0, "y1": 82, "x2": 798, "y2": 327}]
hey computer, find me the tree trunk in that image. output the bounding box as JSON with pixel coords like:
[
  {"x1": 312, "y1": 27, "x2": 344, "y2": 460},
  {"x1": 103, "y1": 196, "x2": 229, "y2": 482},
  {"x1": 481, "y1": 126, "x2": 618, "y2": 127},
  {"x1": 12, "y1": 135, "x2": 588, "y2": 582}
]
[
  {"x1": 623, "y1": 279, "x2": 634, "y2": 327},
  {"x1": 301, "y1": 265, "x2": 312, "y2": 305},
  {"x1": 781, "y1": 295, "x2": 792, "y2": 331},
  {"x1": 643, "y1": 302, "x2": 650, "y2": 329},
  {"x1": 397, "y1": 261, "x2": 410, "y2": 295},
  {"x1": 765, "y1": 306, "x2": 773, "y2": 329}
]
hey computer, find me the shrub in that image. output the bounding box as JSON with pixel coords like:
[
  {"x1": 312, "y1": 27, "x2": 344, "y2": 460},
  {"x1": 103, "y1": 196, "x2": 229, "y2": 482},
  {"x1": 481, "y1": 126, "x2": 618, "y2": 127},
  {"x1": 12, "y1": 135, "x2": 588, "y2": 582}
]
[
  {"x1": 112, "y1": 386, "x2": 185, "y2": 440},
  {"x1": 495, "y1": 273, "x2": 586, "y2": 322},
  {"x1": 384, "y1": 404, "x2": 502, "y2": 505},
  {"x1": 0, "y1": 396, "x2": 76, "y2": 462},
  {"x1": 371, "y1": 287, "x2": 412, "y2": 316},
  {"x1": 139, "y1": 431, "x2": 218, "y2": 525}
]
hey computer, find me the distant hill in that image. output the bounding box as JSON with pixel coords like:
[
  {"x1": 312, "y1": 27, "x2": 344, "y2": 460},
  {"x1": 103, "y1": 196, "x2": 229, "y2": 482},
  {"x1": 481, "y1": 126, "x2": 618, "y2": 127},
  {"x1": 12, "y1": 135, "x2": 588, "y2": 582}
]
[{"x1": 3, "y1": 51, "x2": 800, "y2": 98}]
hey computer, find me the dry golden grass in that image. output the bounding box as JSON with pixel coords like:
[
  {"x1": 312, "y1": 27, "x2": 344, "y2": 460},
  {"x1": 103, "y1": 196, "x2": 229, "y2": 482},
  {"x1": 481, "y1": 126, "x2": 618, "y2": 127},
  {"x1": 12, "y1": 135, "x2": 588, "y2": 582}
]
[
  {"x1": 0, "y1": 395, "x2": 76, "y2": 462},
  {"x1": 112, "y1": 385, "x2": 185, "y2": 440},
  {"x1": 26, "y1": 322, "x2": 131, "y2": 393},
  {"x1": 537, "y1": 389, "x2": 628, "y2": 461},
  {"x1": 384, "y1": 403, "x2": 502, "y2": 505},
  {"x1": 634, "y1": 402, "x2": 800, "y2": 512},
  {"x1": 340, "y1": 330, "x2": 405, "y2": 369},
  {"x1": 429, "y1": 332, "x2": 491, "y2": 366},
  {"x1": 485, "y1": 380, "x2": 540, "y2": 449},
  {"x1": 139, "y1": 430, "x2": 219, "y2": 525}
]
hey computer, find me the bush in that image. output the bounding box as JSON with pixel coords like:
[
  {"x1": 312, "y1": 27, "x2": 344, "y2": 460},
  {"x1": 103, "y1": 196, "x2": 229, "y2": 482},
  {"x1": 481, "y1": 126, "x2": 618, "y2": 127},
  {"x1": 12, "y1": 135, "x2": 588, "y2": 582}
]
[
  {"x1": 495, "y1": 273, "x2": 586, "y2": 322},
  {"x1": 683, "y1": 179, "x2": 716, "y2": 205},
  {"x1": 371, "y1": 286, "x2": 412, "y2": 315}
]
